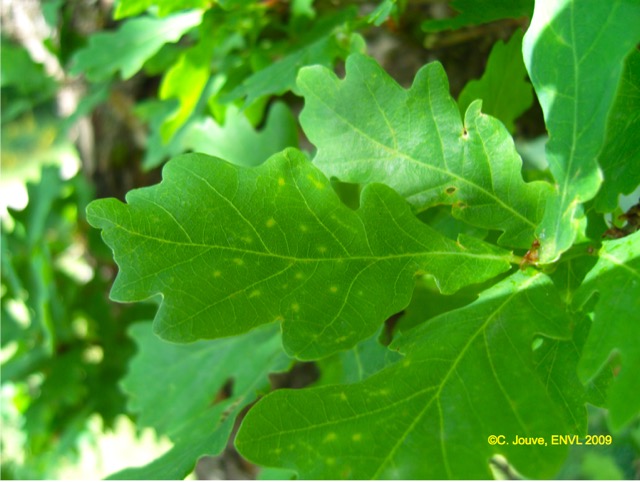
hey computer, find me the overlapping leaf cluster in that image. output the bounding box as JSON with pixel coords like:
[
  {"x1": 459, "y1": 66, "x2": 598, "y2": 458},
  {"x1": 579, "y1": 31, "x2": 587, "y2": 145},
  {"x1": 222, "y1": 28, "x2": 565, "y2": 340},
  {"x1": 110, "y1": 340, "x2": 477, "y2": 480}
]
[
  {"x1": 27, "y1": 0, "x2": 640, "y2": 479},
  {"x1": 89, "y1": 2, "x2": 640, "y2": 478}
]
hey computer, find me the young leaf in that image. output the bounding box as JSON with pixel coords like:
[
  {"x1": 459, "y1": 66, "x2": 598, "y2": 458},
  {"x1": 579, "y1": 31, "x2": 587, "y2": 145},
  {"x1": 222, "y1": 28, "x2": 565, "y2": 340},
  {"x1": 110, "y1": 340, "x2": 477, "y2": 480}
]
[
  {"x1": 594, "y1": 49, "x2": 640, "y2": 213},
  {"x1": 457, "y1": 30, "x2": 533, "y2": 133},
  {"x1": 298, "y1": 53, "x2": 551, "y2": 248},
  {"x1": 106, "y1": 322, "x2": 289, "y2": 480},
  {"x1": 574, "y1": 231, "x2": 640, "y2": 430},
  {"x1": 71, "y1": 11, "x2": 202, "y2": 81},
  {"x1": 236, "y1": 271, "x2": 582, "y2": 479},
  {"x1": 87, "y1": 149, "x2": 512, "y2": 359},
  {"x1": 522, "y1": 0, "x2": 640, "y2": 262},
  {"x1": 422, "y1": 0, "x2": 533, "y2": 32}
]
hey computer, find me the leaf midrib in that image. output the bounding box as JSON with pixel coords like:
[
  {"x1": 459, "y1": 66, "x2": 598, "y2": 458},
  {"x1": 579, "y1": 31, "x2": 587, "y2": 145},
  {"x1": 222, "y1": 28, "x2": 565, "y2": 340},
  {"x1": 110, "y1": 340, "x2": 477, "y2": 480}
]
[{"x1": 95, "y1": 214, "x2": 510, "y2": 264}]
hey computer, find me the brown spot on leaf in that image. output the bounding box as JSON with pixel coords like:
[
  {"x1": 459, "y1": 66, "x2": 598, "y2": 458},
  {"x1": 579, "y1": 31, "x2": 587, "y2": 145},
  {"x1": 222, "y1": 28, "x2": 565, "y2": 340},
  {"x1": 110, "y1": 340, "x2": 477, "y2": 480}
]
[{"x1": 520, "y1": 239, "x2": 540, "y2": 269}]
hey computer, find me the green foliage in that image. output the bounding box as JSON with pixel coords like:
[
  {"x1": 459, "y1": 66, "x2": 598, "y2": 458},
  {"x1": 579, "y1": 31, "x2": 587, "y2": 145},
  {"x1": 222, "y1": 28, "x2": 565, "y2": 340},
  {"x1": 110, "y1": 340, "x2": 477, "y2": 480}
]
[
  {"x1": 87, "y1": 149, "x2": 512, "y2": 359},
  {"x1": 574, "y1": 232, "x2": 640, "y2": 430},
  {"x1": 457, "y1": 30, "x2": 532, "y2": 133},
  {"x1": 180, "y1": 102, "x2": 299, "y2": 169},
  {"x1": 0, "y1": 40, "x2": 58, "y2": 122},
  {"x1": 113, "y1": 0, "x2": 210, "y2": 19},
  {"x1": 236, "y1": 271, "x2": 580, "y2": 479},
  {"x1": 107, "y1": 322, "x2": 290, "y2": 479},
  {"x1": 298, "y1": 53, "x2": 550, "y2": 248},
  {"x1": 1, "y1": 168, "x2": 154, "y2": 478},
  {"x1": 522, "y1": 0, "x2": 640, "y2": 263},
  {"x1": 594, "y1": 50, "x2": 640, "y2": 213},
  {"x1": 71, "y1": 10, "x2": 202, "y2": 81},
  {"x1": 367, "y1": 0, "x2": 405, "y2": 26},
  {"x1": 422, "y1": 0, "x2": 533, "y2": 32},
  {"x1": 222, "y1": 8, "x2": 365, "y2": 106},
  {"x1": 5, "y1": 0, "x2": 640, "y2": 479}
]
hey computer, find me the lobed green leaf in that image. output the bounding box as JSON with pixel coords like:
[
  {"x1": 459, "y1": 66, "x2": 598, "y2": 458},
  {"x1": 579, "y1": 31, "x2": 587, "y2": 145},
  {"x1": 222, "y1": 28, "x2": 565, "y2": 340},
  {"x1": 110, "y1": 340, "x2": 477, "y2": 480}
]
[
  {"x1": 299, "y1": 53, "x2": 551, "y2": 248},
  {"x1": 180, "y1": 102, "x2": 298, "y2": 169},
  {"x1": 457, "y1": 30, "x2": 533, "y2": 133},
  {"x1": 87, "y1": 149, "x2": 512, "y2": 359},
  {"x1": 236, "y1": 271, "x2": 583, "y2": 479}
]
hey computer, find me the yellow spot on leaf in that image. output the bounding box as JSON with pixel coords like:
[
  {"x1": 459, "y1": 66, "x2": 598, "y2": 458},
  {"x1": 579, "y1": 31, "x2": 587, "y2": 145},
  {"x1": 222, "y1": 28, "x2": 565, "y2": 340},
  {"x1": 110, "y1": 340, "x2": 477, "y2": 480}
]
[
  {"x1": 213, "y1": 270, "x2": 221, "y2": 278},
  {"x1": 278, "y1": 177, "x2": 285, "y2": 186},
  {"x1": 323, "y1": 432, "x2": 337, "y2": 443},
  {"x1": 295, "y1": 272, "x2": 304, "y2": 280},
  {"x1": 339, "y1": 392, "x2": 347, "y2": 401},
  {"x1": 266, "y1": 218, "x2": 276, "y2": 228},
  {"x1": 326, "y1": 457, "x2": 336, "y2": 465},
  {"x1": 300, "y1": 224, "x2": 308, "y2": 232},
  {"x1": 291, "y1": 303, "x2": 300, "y2": 312},
  {"x1": 307, "y1": 174, "x2": 325, "y2": 189},
  {"x1": 317, "y1": 246, "x2": 327, "y2": 253},
  {"x1": 352, "y1": 433, "x2": 362, "y2": 442},
  {"x1": 233, "y1": 258, "x2": 244, "y2": 266},
  {"x1": 249, "y1": 290, "x2": 260, "y2": 298},
  {"x1": 329, "y1": 286, "x2": 338, "y2": 293}
]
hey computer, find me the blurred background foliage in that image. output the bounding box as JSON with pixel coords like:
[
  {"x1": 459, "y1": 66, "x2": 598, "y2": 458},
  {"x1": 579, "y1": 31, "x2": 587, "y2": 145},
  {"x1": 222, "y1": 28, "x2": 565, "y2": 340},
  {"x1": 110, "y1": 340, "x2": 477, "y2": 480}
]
[{"x1": 1, "y1": 0, "x2": 637, "y2": 479}]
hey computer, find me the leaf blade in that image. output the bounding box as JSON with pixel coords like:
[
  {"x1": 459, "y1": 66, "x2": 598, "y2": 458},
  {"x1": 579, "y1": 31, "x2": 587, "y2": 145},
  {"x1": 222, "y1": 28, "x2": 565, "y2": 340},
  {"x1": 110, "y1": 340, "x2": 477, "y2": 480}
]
[
  {"x1": 594, "y1": 49, "x2": 640, "y2": 212},
  {"x1": 575, "y1": 231, "x2": 640, "y2": 430},
  {"x1": 457, "y1": 30, "x2": 533, "y2": 133},
  {"x1": 236, "y1": 271, "x2": 583, "y2": 479},
  {"x1": 107, "y1": 322, "x2": 289, "y2": 480},
  {"x1": 71, "y1": 11, "x2": 202, "y2": 81},
  {"x1": 87, "y1": 149, "x2": 512, "y2": 359},
  {"x1": 299, "y1": 54, "x2": 551, "y2": 248},
  {"x1": 522, "y1": 0, "x2": 640, "y2": 262}
]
